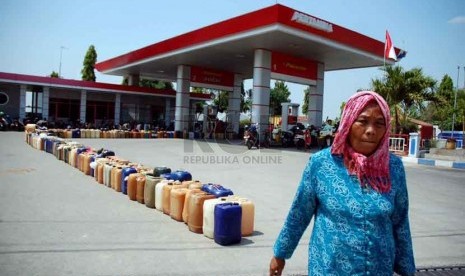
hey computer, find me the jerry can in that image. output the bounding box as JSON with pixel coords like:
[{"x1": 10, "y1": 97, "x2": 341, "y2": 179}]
[
  {"x1": 170, "y1": 188, "x2": 188, "y2": 222},
  {"x1": 203, "y1": 197, "x2": 230, "y2": 239},
  {"x1": 127, "y1": 173, "x2": 141, "y2": 201},
  {"x1": 162, "y1": 181, "x2": 188, "y2": 215},
  {"x1": 187, "y1": 192, "x2": 215, "y2": 234},
  {"x1": 136, "y1": 174, "x2": 146, "y2": 204},
  {"x1": 214, "y1": 203, "x2": 242, "y2": 245},
  {"x1": 201, "y1": 183, "x2": 233, "y2": 197},
  {"x1": 121, "y1": 167, "x2": 138, "y2": 195},
  {"x1": 153, "y1": 166, "x2": 171, "y2": 177},
  {"x1": 144, "y1": 174, "x2": 162, "y2": 208}
]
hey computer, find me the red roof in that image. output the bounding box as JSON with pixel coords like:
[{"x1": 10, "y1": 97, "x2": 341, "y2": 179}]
[
  {"x1": 95, "y1": 4, "x2": 402, "y2": 80},
  {"x1": 0, "y1": 72, "x2": 211, "y2": 100}
]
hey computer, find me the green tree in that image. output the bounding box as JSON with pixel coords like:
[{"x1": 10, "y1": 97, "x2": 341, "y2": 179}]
[
  {"x1": 191, "y1": 87, "x2": 206, "y2": 93},
  {"x1": 339, "y1": 101, "x2": 346, "y2": 118},
  {"x1": 437, "y1": 74, "x2": 454, "y2": 101},
  {"x1": 211, "y1": 84, "x2": 252, "y2": 114},
  {"x1": 81, "y1": 45, "x2": 97, "y2": 81},
  {"x1": 213, "y1": 90, "x2": 229, "y2": 113},
  {"x1": 49, "y1": 71, "x2": 60, "y2": 78},
  {"x1": 139, "y1": 79, "x2": 173, "y2": 89},
  {"x1": 371, "y1": 65, "x2": 437, "y2": 133},
  {"x1": 241, "y1": 84, "x2": 252, "y2": 113},
  {"x1": 270, "y1": 81, "x2": 291, "y2": 116},
  {"x1": 421, "y1": 75, "x2": 455, "y2": 131},
  {"x1": 458, "y1": 90, "x2": 465, "y2": 137}
]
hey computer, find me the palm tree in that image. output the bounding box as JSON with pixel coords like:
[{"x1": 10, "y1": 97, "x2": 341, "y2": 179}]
[{"x1": 371, "y1": 65, "x2": 437, "y2": 133}]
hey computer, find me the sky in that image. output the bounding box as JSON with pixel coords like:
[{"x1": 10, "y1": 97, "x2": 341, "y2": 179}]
[{"x1": 1, "y1": 0, "x2": 464, "y2": 120}]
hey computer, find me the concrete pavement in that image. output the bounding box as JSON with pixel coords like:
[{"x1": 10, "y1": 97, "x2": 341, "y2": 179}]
[{"x1": 0, "y1": 132, "x2": 464, "y2": 275}]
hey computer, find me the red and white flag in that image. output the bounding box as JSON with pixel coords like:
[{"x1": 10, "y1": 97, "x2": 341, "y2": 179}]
[{"x1": 385, "y1": 30, "x2": 397, "y2": 61}]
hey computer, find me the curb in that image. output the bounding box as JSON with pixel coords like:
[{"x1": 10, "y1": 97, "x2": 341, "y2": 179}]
[{"x1": 401, "y1": 156, "x2": 465, "y2": 170}]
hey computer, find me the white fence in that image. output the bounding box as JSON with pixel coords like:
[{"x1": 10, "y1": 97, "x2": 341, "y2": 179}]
[{"x1": 389, "y1": 137, "x2": 406, "y2": 153}]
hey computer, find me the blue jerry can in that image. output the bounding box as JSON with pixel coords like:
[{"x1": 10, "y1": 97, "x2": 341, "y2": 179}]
[
  {"x1": 201, "y1": 183, "x2": 234, "y2": 198},
  {"x1": 173, "y1": 170, "x2": 192, "y2": 181},
  {"x1": 72, "y1": 129, "x2": 81, "y2": 138},
  {"x1": 161, "y1": 170, "x2": 192, "y2": 182},
  {"x1": 214, "y1": 203, "x2": 242, "y2": 246},
  {"x1": 121, "y1": 167, "x2": 138, "y2": 194}
]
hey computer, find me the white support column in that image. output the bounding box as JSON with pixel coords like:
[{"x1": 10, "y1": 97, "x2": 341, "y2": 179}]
[
  {"x1": 227, "y1": 74, "x2": 242, "y2": 134},
  {"x1": 175, "y1": 65, "x2": 191, "y2": 132},
  {"x1": 165, "y1": 98, "x2": 171, "y2": 128},
  {"x1": 19, "y1": 85, "x2": 27, "y2": 121},
  {"x1": 307, "y1": 63, "x2": 325, "y2": 128},
  {"x1": 42, "y1": 87, "x2": 49, "y2": 120},
  {"x1": 114, "y1": 93, "x2": 121, "y2": 126},
  {"x1": 80, "y1": 90, "x2": 87, "y2": 124},
  {"x1": 252, "y1": 49, "x2": 271, "y2": 141},
  {"x1": 281, "y1": 103, "x2": 290, "y2": 131},
  {"x1": 127, "y1": 74, "x2": 140, "y2": 86}
]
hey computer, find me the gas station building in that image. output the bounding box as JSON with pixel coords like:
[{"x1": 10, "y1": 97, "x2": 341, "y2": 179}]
[{"x1": 0, "y1": 4, "x2": 399, "y2": 136}]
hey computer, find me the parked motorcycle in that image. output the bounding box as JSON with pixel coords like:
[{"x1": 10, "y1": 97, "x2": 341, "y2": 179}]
[
  {"x1": 0, "y1": 112, "x2": 24, "y2": 131},
  {"x1": 294, "y1": 128, "x2": 312, "y2": 150},
  {"x1": 244, "y1": 125, "x2": 260, "y2": 149}
]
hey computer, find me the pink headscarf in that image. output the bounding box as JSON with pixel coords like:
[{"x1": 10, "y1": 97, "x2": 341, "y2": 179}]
[{"x1": 331, "y1": 91, "x2": 391, "y2": 193}]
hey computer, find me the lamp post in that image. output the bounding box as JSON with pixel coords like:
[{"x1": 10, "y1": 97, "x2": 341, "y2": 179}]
[
  {"x1": 451, "y1": 65, "x2": 459, "y2": 138},
  {"x1": 58, "y1": 46, "x2": 67, "y2": 78}
]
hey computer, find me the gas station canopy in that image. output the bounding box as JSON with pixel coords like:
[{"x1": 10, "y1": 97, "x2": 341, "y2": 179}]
[{"x1": 96, "y1": 4, "x2": 398, "y2": 82}]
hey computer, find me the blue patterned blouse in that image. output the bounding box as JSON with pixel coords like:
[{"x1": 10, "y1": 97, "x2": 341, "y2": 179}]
[{"x1": 273, "y1": 148, "x2": 415, "y2": 276}]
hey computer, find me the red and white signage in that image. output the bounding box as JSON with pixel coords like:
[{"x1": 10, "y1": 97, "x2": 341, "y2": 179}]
[
  {"x1": 271, "y1": 52, "x2": 318, "y2": 85},
  {"x1": 190, "y1": 66, "x2": 234, "y2": 91}
]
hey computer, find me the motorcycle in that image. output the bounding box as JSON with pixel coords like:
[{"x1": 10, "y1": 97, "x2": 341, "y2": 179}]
[
  {"x1": 244, "y1": 126, "x2": 260, "y2": 149},
  {"x1": 294, "y1": 128, "x2": 312, "y2": 150},
  {"x1": 0, "y1": 112, "x2": 24, "y2": 131}
]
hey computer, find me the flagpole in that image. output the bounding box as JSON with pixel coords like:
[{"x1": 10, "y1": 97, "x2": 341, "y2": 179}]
[{"x1": 383, "y1": 30, "x2": 387, "y2": 81}]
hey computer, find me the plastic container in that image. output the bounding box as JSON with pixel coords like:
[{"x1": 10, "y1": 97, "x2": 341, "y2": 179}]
[
  {"x1": 121, "y1": 167, "x2": 138, "y2": 195},
  {"x1": 223, "y1": 196, "x2": 255, "y2": 237},
  {"x1": 144, "y1": 174, "x2": 162, "y2": 208},
  {"x1": 103, "y1": 163, "x2": 113, "y2": 187},
  {"x1": 214, "y1": 203, "x2": 242, "y2": 245},
  {"x1": 170, "y1": 188, "x2": 188, "y2": 222},
  {"x1": 127, "y1": 173, "x2": 140, "y2": 201},
  {"x1": 153, "y1": 166, "x2": 171, "y2": 177},
  {"x1": 182, "y1": 189, "x2": 203, "y2": 224},
  {"x1": 203, "y1": 197, "x2": 230, "y2": 238},
  {"x1": 162, "y1": 181, "x2": 188, "y2": 215},
  {"x1": 201, "y1": 183, "x2": 234, "y2": 197},
  {"x1": 112, "y1": 166, "x2": 124, "y2": 192},
  {"x1": 161, "y1": 170, "x2": 192, "y2": 182},
  {"x1": 155, "y1": 180, "x2": 170, "y2": 212},
  {"x1": 182, "y1": 180, "x2": 202, "y2": 190},
  {"x1": 136, "y1": 174, "x2": 146, "y2": 204},
  {"x1": 187, "y1": 192, "x2": 216, "y2": 234}
]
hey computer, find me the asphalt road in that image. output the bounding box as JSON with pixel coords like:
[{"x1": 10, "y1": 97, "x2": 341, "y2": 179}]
[{"x1": 0, "y1": 132, "x2": 464, "y2": 276}]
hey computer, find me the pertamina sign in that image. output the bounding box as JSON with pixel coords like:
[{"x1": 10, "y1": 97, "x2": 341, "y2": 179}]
[{"x1": 291, "y1": 11, "x2": 333, "y2": 33}]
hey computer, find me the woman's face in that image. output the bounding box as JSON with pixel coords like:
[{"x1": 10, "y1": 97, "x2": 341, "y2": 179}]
[{"x1": 348, "y1": 103, "x2": 386, "y2": 156}]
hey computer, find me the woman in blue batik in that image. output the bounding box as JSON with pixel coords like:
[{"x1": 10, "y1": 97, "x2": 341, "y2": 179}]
[{"x1": 269, "y1": 91, "x2": 415, "y2": 276}]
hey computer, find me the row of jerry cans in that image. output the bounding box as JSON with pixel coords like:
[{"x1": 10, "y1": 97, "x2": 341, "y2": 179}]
[
  {"x1": 35, "y1": 128, "x2": 205, "y2": 140},
  {"x1": 91, "y1": 162, "x2": 254, "y2": 246},
  {"x1": 25, "y1": 135, "x2": 254, "y2": 245},
  {"x1": 47, "y1": 129, "x2": 178, "y2": 139}
]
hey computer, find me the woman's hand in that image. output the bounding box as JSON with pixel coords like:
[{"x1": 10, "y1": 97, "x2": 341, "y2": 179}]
[{"x1": 269, "y1": 256, "x2": 285, "y2": 276}]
